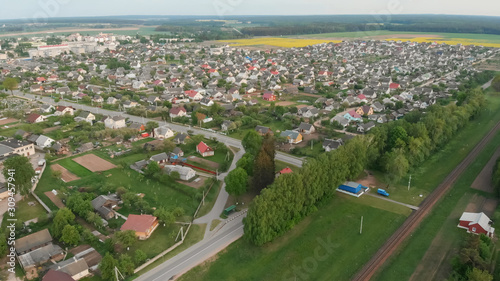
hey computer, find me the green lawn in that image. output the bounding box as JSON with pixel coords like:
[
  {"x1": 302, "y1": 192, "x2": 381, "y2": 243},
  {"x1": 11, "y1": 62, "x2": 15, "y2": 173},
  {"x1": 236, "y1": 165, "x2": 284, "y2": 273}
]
[
  {"x1": 15, "y1": 194, "x2": 48, "y2": 222},
  {"x1": 372, "y1": 131, "x2": 500, "y2": 281},
  {"x1": 127, "y1": 224, "x2": 182, "y2": 259},
  {"x1": 178, "y1": 196, "x2": 407, "y2": 281},
  {"x1": 375, "y1": 92, "x2": 500, "y2": 206},
  {"x1": 55, "y1": 157, "x2": 93, "y2": 177}
]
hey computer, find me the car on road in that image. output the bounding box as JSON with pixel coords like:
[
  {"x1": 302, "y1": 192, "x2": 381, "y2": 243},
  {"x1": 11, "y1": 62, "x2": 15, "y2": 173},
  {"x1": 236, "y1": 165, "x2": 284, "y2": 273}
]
[{"x1": 377, "y1": 188, "x2": 389, "y2": 197}]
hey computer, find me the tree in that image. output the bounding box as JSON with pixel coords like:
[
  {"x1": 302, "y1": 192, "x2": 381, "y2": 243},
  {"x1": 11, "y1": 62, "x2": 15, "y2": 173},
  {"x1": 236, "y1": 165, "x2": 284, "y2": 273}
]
[
  {"x1": 253, "y1": 146, "x2": 275, "y2": 193},
  {"x1": 144, "y1": 161, "x2": 161, "y2": 177},
  {"x1": 163, "y1": 139, "x2": 176, "y2": 153},
  {"x1": 236, "y1": 153, "x2": 255, "y2": 176},
  {"x1": 154, "y1": 207, "x2": 175, "y2": 225},
  {"x1": 61, "y1": 225, "x2": 80, "y2": 246},
  {"x1": 384, "y1": 149, "x2": 409, "y2": 185},
  {"x1": 225, "y1": 167, "x2": 248, "y2": 197},
  {"x1": 2, "y1": 78, "x2": 18, "y2": 95},
  {"x1": 100, "y1": 253, "x2": 118, "y2": 281},
  {"x1": 2, "y1": 156, "x2": 35, "y2": 197},
  {"x1": 134, "y1": 250, "x2": 147, "y2": 265},
  {"x1": 467, "y1": 268, "x2": 493, "y2": 281},
  {"x1": 86, "y1": 211, "x2": 104, "y2": 229},
  {"x1": 242, "y1": 130, "x2": 262, "y2": 155},
  {"x1": 51, "y1": 208, "x2": 75, "y2": 239},
  {"x1": 119, "y1": 254, "x2": 135, "y2": 275},
  {"x1": 146, "y1": 121, "x2": 158, "y2": 132},
  {"x1": 114, "y1": 230, "x2": 137, "y2": 248},
  {"x1": 492, "y1": 75, "x2": 500, "y2": 92}
]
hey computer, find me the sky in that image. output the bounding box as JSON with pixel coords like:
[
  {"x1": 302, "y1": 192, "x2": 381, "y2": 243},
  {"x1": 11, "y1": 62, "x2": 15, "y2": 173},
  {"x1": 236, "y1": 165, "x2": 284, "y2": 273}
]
[{"x1": 0, "y1": 0, "x2": 499, "y2": 20}]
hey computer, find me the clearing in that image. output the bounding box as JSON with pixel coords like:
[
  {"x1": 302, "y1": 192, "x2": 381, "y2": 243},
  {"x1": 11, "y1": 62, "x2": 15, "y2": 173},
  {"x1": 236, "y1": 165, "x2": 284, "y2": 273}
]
[
  {"x1": 73, "y1": 154, "x2": 117, "y2": 172},
  {"x1": 0, "y1": 118, "x2": 18, "y2": 126}
]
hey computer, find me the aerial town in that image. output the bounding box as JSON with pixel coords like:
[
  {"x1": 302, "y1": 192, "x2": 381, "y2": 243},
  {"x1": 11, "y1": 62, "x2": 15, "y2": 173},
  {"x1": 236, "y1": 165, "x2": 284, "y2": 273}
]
[{"x1": 1, "y1": 13, "x2": 500, "y2": 281}]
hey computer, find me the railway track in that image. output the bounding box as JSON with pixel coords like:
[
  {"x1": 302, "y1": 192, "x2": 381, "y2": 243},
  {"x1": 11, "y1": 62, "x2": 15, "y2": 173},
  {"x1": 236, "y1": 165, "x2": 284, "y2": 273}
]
[{"x1": 352, "y1": 119, "x2": 500, "y2": 281}]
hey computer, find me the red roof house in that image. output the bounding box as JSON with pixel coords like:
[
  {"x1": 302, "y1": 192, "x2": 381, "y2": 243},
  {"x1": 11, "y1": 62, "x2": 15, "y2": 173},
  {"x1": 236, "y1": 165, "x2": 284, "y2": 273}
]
[
  {"x1": 26, "y1": 113, "x2": 46, "y2": 124},
  {"x1": 121, "y1": 214, "x2": 159, "y2": 240},
  {"x1": 458, "y1": 212, "x2": 495, "y2": 237},
  {"x1": 279, "y1": 167, "x2": 293, "y2": 174},
  {"x1": 169, "y1": 107, "x2": 187, "y2": 118},
  {"x1": 262, "y1": 92, "x2": 276, "y2": 101},
  {"x1": 42, "y1": 270, "x2": 75, "y2": 281},
  {"x1": 389, "y1": 83, "x2": 400, "y2": 89},
  {"x1": 196, "y1": 141, "x2": 214, "y2": 157}
]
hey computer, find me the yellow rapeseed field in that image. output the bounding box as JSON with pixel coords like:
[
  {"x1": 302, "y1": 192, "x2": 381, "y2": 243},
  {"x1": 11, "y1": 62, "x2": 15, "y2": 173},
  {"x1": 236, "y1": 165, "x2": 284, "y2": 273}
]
[
  {"x1": 384, "y1": 37, "x2": 500, "y2": 48},
  {"x1": 223, "y1": 37, "x2": 342, "y2": 48}
]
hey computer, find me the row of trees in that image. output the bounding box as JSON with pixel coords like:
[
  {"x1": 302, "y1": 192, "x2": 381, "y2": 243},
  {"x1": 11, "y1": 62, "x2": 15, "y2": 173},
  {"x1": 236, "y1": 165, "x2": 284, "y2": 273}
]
[
  {"x1": 244, "y1": 88, "x2": 486, "y2": 245},
  {"x1": 450, "y1": 234, "x2": 494, "y2": 281}
]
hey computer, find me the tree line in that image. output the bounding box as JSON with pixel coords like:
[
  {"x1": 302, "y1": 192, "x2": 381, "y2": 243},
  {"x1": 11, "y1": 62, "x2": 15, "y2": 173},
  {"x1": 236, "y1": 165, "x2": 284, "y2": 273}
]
[{"x1": 244, "y1": 88, "x2": 486, "y2": 245}]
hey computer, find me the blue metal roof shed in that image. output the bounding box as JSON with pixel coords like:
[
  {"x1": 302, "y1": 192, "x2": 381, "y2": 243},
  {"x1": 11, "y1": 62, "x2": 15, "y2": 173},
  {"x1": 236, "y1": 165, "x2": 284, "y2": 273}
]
[{"x1": 338, "y1": 182, "x2": 362, "y2": 194}]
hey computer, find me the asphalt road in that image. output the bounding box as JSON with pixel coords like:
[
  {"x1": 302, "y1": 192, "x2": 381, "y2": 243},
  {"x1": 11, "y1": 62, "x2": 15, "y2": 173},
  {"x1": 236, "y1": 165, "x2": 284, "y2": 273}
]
[
  {"x1": 135, "y1": 217, "x2": 245, "y2": 281},
  {"x1": 13, "y1": 91, "x2": 304, "y2": 167}
]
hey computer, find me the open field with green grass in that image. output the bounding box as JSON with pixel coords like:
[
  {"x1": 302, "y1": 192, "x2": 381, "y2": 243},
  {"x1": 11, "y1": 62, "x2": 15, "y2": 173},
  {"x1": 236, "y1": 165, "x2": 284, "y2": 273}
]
[
  {"x1": 374, "y1": 92, "x2": 500, "y2": 206},
  {"x1": 14, "y1": 194, "x2": 48, "y2": 222},
  {"x1": 0, "y1": 26, "x2": 165, "y2": 38},
  {"x1": 178, "y1": 195, "x2": 407, "y2": 281},
  {"x1": 372, "y1": 131, "x2": 500, "y2": 281}
]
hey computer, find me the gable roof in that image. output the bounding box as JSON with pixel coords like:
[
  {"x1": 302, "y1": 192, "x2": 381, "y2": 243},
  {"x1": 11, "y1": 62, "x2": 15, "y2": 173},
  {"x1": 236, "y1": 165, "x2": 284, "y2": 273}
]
[
  {"x1": 51, "y1": 257, "x2": 89, "y2": 277},
  {"x1": 460, "y1": 212, "x2": 493, "y2": 231},
  {"x1": 121, "y1": 214, "x2": 158, "y2": 233},
  {"x1": 197, "y1": 141, "x2": 213, "y2": 154},
  {"x1": 42, "y1": 270, "x2": 75, "y2": 281},
  {"x1": 15, "y1": 229, "x2": 52, "y2": 254},
  {"x1": 26, "y1": 113, "x2": 42, "y2": 123}
]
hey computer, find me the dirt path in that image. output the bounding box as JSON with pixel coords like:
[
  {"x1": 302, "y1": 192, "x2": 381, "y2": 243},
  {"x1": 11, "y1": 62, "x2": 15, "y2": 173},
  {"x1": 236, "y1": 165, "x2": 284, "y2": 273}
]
[{"x1": 471, "y1": 145, "x2": 500, "y2": 193}]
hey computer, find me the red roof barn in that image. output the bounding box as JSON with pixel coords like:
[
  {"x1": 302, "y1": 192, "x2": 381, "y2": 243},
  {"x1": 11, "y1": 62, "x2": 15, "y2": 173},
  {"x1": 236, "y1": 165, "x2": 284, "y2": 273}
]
[
  {"x1": 121, "y1": 214, "x2": 159, "y2": 240},
  {"x1": 458, "y1": 212, "x2": 495, "y2": 237},
  {"x1": 196, "y1": 141, "x2": 214, "y2": 157}
]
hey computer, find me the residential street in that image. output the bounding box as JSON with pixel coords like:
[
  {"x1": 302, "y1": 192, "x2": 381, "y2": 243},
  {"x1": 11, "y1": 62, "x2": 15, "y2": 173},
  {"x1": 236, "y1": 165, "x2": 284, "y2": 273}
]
[{"x1": 12, "y1": 91, "x2": 304, "y2": 168}]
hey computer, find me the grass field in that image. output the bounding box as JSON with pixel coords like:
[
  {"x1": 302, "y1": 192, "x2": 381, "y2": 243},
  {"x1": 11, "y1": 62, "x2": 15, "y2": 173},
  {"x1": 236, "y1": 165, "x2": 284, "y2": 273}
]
[
  {"x1": 372, "y1": 131, "x2": 500, "y2": 281},
  {"x1": 220, "y1": 37, "x2": 342, "y2": 48},
  {"x1": 15, "y1": 194, "x2": 47, "y2": 222},
  {"x1": 178, "y1": 195, "x2": 407, "y2": 281},
  {"x1": 375, "y1": 92, "x2": 500, "y2": 206}
]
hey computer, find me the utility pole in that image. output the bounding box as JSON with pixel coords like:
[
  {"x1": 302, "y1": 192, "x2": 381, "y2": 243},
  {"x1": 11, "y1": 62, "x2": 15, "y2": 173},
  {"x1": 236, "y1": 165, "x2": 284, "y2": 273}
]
[
  {"x1": 114, "y1": 266, "x2": 125, "y2": 281},
  {"x1": 360, "y1": 216, "x2": 363, "y2": 234},
  {"x1": 408, "y1": 174, "x2": 412, "y2": 191}
]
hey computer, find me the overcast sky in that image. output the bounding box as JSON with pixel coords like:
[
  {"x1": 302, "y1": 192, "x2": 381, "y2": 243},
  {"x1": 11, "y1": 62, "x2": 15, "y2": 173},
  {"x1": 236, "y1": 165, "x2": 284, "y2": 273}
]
[{"x1": 0, "y1": 0, "x2": 499, "y2": 20}]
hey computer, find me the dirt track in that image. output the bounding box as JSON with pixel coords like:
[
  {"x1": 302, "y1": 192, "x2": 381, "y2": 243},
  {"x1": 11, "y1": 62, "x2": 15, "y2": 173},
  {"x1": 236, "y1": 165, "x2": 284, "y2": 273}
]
[
  {"x1": 471, "y1": 145, "x2": 500, "y2": 193},
  {"x1": 353, "y1": 120, "x2": 500, "y2": 281}
]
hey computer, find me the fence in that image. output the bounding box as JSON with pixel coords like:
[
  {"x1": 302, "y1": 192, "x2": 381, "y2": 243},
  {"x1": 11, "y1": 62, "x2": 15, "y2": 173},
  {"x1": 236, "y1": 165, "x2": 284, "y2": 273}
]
[{"x1": 29, "y1": 163, "x2": 52, "y2": 213}]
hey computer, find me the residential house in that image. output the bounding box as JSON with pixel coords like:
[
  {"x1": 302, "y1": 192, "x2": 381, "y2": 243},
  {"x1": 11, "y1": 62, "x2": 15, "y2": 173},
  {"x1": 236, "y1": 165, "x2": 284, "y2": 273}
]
[
  {"x1": 200, "y1": 97, "x2": 214, "y2": 107},
  {"x1": 280, "y1": 130, "x2": 303, "y2": 144},
  {"x1": 255, "y1": 125, "x2": 273, "y2": 136},
  {"x1": 0, "y1": 139, "x2": 35, "y2": 158},
  {"x1": 169, "y1": 107, "x2": 187, "y2": 118},
  {"x1": 355, "y1": 106, "x2": 374, "y2": 116},
  {"x1": 26, "y1": 113, "x2": 46, "y2": 123},
  {"x1": 74, "y1": 111, "x2": 95, "y2": 123},
  {"x1": 55, "y1": 106, "x2": 74, "y2": 116},
  {"x1": 129, "y1": 122, "x2": 145, "y2": 132},
  {"x1": 150, "y1": 152, "x2": 169, "y2": 164},
  {"x1": 36, "y1": 135, "x2": 55, "y2": 148},
  {"x1": 458, "y1": 212, "x2": 495, "y2": 237},
  {"x1": 42, "y1": 270, "x2": 75, "y2": 281},
  {"x1": 50, "y1": 257, "x2": 89, "y2": 281},
  {"x1": 330, "y1": 115, "x2": 350, "y2": 128},
  {"x1": 104, "y1": 116, "x2": 126, "y2": 129},
  {"x1": 299, "y1": 107, "x2": 319, "y2": 118},
  {"x1": 197, "y1": 141, "x2": 214, "y2": 157},
  {"x1": 262, "y1": 92, "x2": 276, "y2": 101},
  {"x1": 357, "y1": 121, "x2": 376, "y2": 133},
  {"x1": 153, "y1": 126, "x2": 174, "y2": 139},
  {"x1": 173, "y1": 133, "x2": 190, "y2": 144},
  {"x1": 120, "y1": 214, "x2": 159, "y2": 240},
  {"x1": 91, "y1": 194, "x2": 120, "y2": 220},
  {"x1": 221, "y1": 120, "x2": 235, "y2": 131},
  {"x1": 164, "y1": 165, "x2": 196, "y2": 181},
  {"x1": 40, "y1": 104, "x2": 55, "y2": 113},
  {"x1": 297, "y1": 122, "x2": 316, "y2": 135},
  {"x1": 322, "y1": 138, "x2": 344, "y2": 152},
  {"x1": 343, "y1": 110, "x2": 362, "y2": 122}
]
